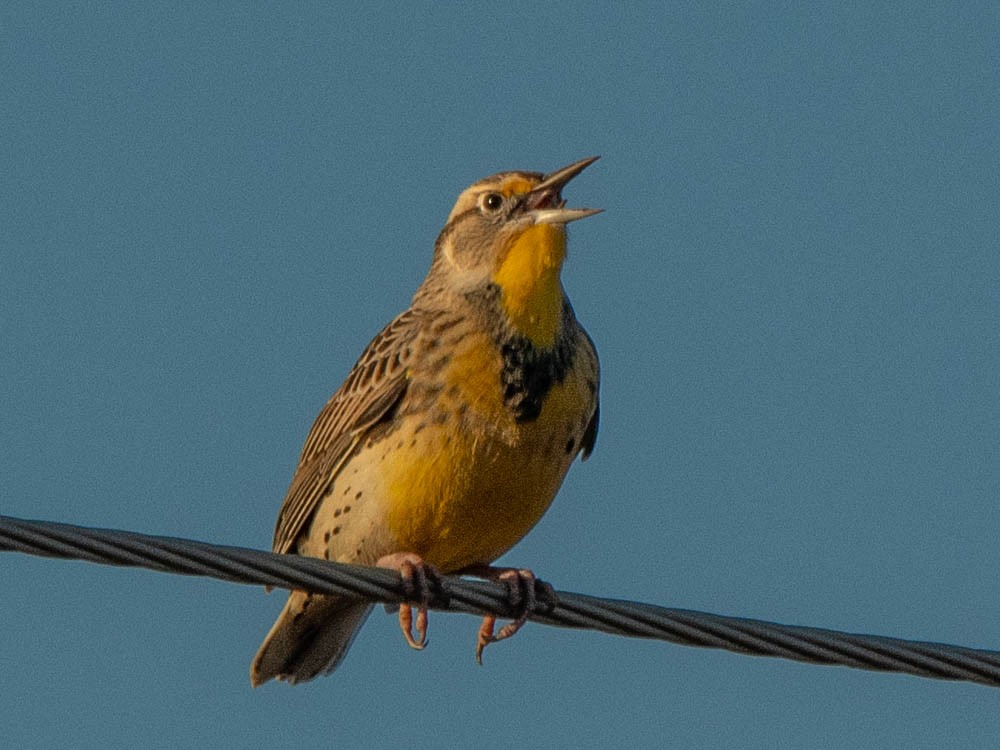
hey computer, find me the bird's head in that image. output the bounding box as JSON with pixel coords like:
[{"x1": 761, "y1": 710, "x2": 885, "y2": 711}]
[{"x1": 423, "y1": 157, "x2": 601, "y2": 346}]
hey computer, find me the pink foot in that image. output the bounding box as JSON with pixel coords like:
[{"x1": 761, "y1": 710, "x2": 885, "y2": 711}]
[
  {"x1": 377, "y1": 552, "x2": 441, "y2": 651},
  {"x1": 460, "y1": 565, "x2": 558, "y2": 664}
]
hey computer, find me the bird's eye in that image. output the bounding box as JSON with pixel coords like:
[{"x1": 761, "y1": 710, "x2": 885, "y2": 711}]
[{"x1": 482, "y1": 192, "x2": 504, "y2": 212}]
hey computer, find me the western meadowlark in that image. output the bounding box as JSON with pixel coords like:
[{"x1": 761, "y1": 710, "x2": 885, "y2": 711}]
[{"x1": 250, "y1": 157, "x2": 601, "y2": 686}]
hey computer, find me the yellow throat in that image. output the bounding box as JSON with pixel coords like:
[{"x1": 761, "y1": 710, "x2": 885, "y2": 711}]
[{"x1": 493, "y1": 222, "x2": 567, "y2": 347}]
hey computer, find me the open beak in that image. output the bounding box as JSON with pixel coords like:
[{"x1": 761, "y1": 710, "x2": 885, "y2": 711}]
[{"x1": 525, "y1": 156, "x2": 603, "y2": 225}]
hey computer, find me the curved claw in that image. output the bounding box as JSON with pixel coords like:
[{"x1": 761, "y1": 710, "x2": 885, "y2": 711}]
[
  {"x1": 465, "y1": 566, "x2": 558, "y2": 664},
  {"x1": 377, "y1": 552, "x2": 440, "y2": 652},
  {"x1": 398, "y1": 602, "x2": 427, "y2": 650},
  {"x1": 476, "y1": 615, "x2": 497, "y2": 665}
]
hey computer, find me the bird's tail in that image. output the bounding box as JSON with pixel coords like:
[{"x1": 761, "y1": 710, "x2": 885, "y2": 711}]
[{"x1": 250, "y1": 591, "x2": 372, "y2": 687}]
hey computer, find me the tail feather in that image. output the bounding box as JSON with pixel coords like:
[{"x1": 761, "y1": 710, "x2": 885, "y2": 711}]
[{"x1": 250, "y1": 591, "x2": 372, "y2": 687}]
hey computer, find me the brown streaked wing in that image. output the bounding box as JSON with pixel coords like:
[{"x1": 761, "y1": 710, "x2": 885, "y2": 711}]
[{"x1": 271, "y1": 309, "x2": 420, "y2": 555}]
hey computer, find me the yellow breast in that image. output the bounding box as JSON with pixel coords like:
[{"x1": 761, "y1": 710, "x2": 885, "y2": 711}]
[{"x1": 382, "y1": 330, "x2": 592, "y2": 571}]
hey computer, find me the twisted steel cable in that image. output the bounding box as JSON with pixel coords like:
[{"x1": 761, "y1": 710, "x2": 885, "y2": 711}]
[{"x1": 2, "y1": 513, "x2": 999, "y2": 687}]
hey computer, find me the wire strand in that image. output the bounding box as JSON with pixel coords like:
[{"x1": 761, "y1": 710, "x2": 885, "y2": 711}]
[{"x1": 2, "y1": 513, "x2": 998, "y2": 687}]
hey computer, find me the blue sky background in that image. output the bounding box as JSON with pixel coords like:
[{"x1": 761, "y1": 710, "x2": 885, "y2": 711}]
[{"x1": 3, "y1": 4, "x2": 999, "y2": 748}]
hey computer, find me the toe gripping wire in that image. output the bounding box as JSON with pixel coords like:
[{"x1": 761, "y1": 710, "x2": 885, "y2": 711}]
[{"x1": 2, "y1": 513, "x2": 1000, "y2": 687}]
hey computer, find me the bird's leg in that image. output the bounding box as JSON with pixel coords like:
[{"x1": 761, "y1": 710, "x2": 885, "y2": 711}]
[
  {"x1": 376, "y1": 552, "x2": 440, "y2": 651},
  {"x1": 458, "y1": 564, "x2": 558, "y2": 664}
]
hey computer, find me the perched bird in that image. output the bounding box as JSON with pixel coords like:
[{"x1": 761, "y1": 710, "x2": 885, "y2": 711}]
[{"x1": 251, "y1": 157, "x2": 601, "y2": 686}]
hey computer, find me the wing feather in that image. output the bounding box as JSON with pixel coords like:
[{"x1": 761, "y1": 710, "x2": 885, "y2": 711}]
[
  {"x1": 579, "y1": 325, "x2": 600, "y2": 460},
  {"x1": 271, "y1": 310, "x2": 419, "y2": 554}
]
